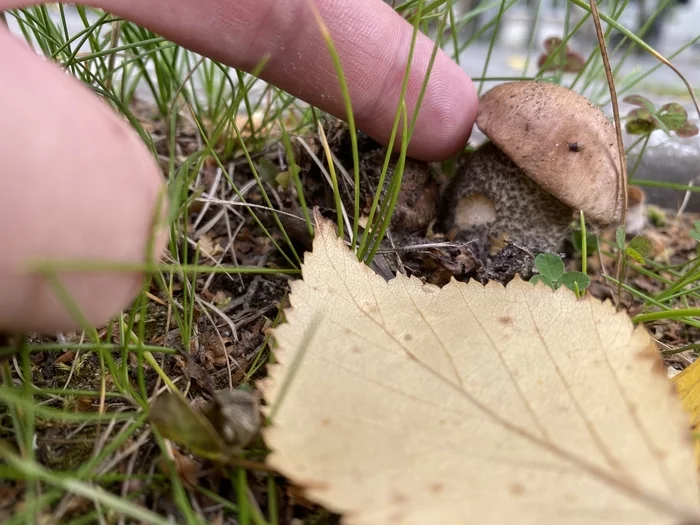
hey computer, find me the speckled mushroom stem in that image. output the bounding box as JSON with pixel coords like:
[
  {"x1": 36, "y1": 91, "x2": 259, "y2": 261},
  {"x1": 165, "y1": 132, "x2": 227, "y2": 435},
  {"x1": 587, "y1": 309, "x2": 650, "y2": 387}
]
[{"x1": 439, "y1": 142, "x2": 574, "y2": 279}]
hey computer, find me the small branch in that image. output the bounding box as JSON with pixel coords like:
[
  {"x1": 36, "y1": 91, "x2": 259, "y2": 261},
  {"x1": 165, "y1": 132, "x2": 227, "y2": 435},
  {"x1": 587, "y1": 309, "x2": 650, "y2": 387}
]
[
  {"x1": 588, "y1": 0, "x2": 627, "y2": 226},
  {"x1": 588, "y1": 0, "x2": 628, "y2": 308}
]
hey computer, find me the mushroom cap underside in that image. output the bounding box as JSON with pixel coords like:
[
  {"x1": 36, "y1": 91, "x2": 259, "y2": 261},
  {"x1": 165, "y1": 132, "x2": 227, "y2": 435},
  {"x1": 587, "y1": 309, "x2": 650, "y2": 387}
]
[{"x1": 476, "y1": 80, "x2": 623, "y2": 225}]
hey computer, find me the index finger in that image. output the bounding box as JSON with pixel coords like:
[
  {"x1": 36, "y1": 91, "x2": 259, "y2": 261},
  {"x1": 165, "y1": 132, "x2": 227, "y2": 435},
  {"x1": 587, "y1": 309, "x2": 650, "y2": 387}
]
[{"x1": 2, "y1": 0, "x2": 478, "y2": 161}]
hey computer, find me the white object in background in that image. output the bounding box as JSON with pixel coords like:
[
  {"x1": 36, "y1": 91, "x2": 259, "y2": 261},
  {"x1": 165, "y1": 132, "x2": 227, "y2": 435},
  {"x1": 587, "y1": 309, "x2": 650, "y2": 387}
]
[
  {"x1": 626, "y1": 186, "x2": 647, "y2": 236},
  {"x1": 499, "y1": 8, "x2": 531, "y2": 48}
]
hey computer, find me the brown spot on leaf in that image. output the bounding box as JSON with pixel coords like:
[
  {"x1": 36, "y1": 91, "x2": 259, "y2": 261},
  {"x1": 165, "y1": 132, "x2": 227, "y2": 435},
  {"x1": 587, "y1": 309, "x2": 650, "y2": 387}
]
[
  {"x1": 403, "y1": 333, "x2": 413, "y2": 342},
  {"x1": 498, "y1": 316, "x2": 513, "y2": 325},
  {"x1": 391, "y1": 491, "x2": 407, "y2": 503},
  {"x1": 429, "y1": 482, "x2": 444, "y2": 494},
  {"x1": 509, "y1": 483, "x2": 525, "y2": 496}
]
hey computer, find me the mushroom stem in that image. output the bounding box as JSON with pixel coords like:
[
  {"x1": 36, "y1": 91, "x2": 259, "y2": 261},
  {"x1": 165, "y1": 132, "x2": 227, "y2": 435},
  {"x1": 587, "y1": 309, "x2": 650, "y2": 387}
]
[{"x1": 439, "y1": 142, "x2": 574, "y2": 279}]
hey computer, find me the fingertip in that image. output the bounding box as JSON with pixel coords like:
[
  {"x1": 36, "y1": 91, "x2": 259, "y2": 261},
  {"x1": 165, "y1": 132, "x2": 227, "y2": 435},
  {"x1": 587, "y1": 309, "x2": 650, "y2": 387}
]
[
  {"x1": 337, "y1": 9, "x2": 479, "y2": 163},
  {"x1": 0, "y1": 29, "x2": 169, "y2": 334},
  {"x1": 407, "y1": 52, "x2": 479, "y2": 162}
]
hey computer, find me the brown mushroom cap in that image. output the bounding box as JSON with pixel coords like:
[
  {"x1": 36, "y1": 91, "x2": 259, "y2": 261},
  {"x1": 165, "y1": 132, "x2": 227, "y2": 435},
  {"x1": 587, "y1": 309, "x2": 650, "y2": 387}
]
[{"x1": 475, "y1": 81, "x2": 623, "y2": 225}]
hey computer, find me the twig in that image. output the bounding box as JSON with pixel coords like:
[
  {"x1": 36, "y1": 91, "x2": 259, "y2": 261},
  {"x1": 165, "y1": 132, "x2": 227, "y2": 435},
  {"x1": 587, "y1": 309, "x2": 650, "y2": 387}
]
[
  {"x1": 588, "y1": 0, "x2": 627, "y2": 308},
  {"x1": 375, "y1": 241, "x2": 476, "y2": 254},
  {"x1": 676, "y1": 176, "x2": 700, "y2": 218}
]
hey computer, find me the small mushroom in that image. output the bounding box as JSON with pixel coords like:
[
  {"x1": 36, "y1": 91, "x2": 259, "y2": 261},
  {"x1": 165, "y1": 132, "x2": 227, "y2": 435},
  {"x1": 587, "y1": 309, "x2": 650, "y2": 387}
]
[
  {"x1": 439, "y1": 80, "x2": 624, "y2": 280},
  {"x1": 626, "y1": 185, "x2": 646, "y2": 236},
  {"x1": 298, "y1": 119, "x2": 439, "y2": 234},
  {"x1": 361, "y1": 148, "x2": 439, "y2": 233}
]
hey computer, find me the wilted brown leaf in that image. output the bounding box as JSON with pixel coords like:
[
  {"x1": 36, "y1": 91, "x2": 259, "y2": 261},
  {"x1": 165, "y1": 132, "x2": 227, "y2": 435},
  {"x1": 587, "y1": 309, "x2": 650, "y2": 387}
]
[{"x1": 149, "y1": 389, "x2": 261, "y2": 463}]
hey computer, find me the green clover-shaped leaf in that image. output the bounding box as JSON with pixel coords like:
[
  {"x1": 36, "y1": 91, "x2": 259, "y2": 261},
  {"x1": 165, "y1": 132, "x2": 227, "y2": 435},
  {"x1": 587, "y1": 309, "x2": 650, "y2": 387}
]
[
  {"x1": 625, "y1": 235, "x2": 652, "y2": 264},
  {"x1": 559, "y1": 271, "x2": 591, "y2": 294},
  {"x1": 534, "y1": 253, "x2": 565, "y2": 283},
  {"x1": 616, "y1": 226, "x2": 627, "y2": 251},
  {"x1": 529, "y1": 274, "x2": 554, "y2": 289},
  {"x1": 658, "y1": 103, "x2": 688, "y2": 131}
]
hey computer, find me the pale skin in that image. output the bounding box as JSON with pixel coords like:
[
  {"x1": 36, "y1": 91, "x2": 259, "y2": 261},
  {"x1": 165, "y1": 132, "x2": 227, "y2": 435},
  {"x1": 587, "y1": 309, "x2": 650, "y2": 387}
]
[{"x1": 0, "y1": 0, "x2": 478, "y2": 333}]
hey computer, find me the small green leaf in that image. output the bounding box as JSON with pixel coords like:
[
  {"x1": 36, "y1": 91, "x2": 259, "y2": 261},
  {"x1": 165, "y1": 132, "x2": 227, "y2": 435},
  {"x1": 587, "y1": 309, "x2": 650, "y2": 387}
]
[
  {"x1": 276, "y1": 164, "x2": 300, "y2": 188},
  {"x1": 625, "y1": 117, "x2": 657, "y2": 135},
  {"x1": 559, "y1": 272, "x2": 591, "y2": 293},
  {"x1": 571, "y1": 231, "x2": 599, "y2": 254},
  {"x1": 650, "y1": 114, "x2": 670, "y2": 135},
  {"x1": 587, "y1": 234, "x2": 599, "y2": 253},
  {"x1": 649, "y1": 207, "x2": 666, "y2": 227},
  {"x1": 616, "y1": 226, "x2": 626, "y2": 250},
  {"x1": 628, "y1": 235, "x2": 652, "y2": 258},
  {"x1": 690, "y1": 230, "x2": 700, "y2": 242},
  {"x1": 534, "y1": 253, "x2": 565, "y2": 283},
  {"x1": 625, "y1": 247, "x2": 645, "y2": 264},
  {"x1": 571, "y1": 230, "x2": 584, "y2": 252},
  {"x1": 658, "y1": 103, "x2": 688, "y2": 131},
  {"x1": 530, "y1": 274, "x2": 555, "y2": 289},
  {"x1": 623, "y1": 94, "x2": 656, "y2": 112},
  {"x1": 169, "y1": 151, "x2": 207, "y2": 224},
  {"x1": 256, "y1": 157, "x2": 281, "y2": 184},
  {"x1": 627, "y1": 108, "x2": 654, "y2": 121},
  {"x1": 624, "y1": 234, "x2": 651, "y2": 264}
]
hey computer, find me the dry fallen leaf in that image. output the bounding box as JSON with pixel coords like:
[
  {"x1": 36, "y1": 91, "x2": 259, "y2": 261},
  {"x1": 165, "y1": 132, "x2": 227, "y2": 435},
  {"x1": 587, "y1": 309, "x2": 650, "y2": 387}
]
[
  {"x1": 197, "y1": 232, "x2": 223, "y2": 258},
  {"x1": 259, "y1": 214, "x2": 700, "y2": 525},
  {"x1": 672, "y1": 359, "x2": 700, "y2": 469},
  {"x1": 149, "y1": 389, "x2": 260, "y2": 462}
]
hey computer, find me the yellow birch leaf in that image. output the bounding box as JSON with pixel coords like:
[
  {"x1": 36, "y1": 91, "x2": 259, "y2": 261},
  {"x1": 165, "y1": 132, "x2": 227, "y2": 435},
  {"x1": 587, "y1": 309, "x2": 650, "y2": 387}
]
[
  {"x1": 259, "y1": 214, "x2": 700, "y2": 525},
  {"x1": 671, "y1": 359, "x2": 700, "y2": 468}
]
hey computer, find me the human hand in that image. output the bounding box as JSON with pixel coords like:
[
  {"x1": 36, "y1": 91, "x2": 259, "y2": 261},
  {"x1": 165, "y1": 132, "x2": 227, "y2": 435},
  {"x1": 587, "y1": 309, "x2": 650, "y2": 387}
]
[{"x1": 0, "y1": 0, "x2": 478, "y2": 333}]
